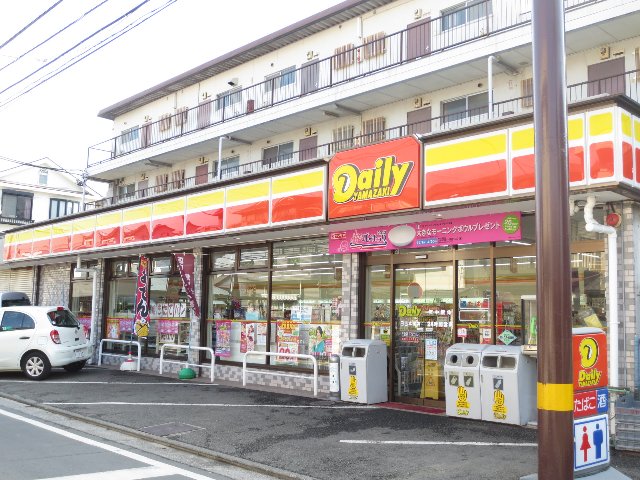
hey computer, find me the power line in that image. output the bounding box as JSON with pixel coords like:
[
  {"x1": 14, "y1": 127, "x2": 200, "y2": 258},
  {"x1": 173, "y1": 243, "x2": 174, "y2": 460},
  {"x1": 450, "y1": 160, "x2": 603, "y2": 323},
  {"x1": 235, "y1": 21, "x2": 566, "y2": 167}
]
[
  {"x1": 44, "y1": 156, "x2": 104, "y2": 197},
  {"x1": 0, "y1": 0, "x2": 152, "y2": 98},
  {"x1": 0, "y1": 0, "x2": 111, "y2": 75},
  {"x1": 0, "y1": 1, "x2": 65, "y2": 51},
  {"x1": 0, "y1": 0, "x2": 176, "y2": 109}
]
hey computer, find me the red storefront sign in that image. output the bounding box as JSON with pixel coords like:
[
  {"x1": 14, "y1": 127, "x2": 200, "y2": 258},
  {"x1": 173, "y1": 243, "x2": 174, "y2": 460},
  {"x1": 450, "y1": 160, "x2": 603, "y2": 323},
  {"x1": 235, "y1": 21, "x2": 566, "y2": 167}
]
[
  {"x1": 328, "y1": 136, "x2": 421, "y2": 219},
  {"x1": 574, "y1": 389, "x2": 609, "y2": 418},
  {"x1": 572, "y1": 329, "x2": 608, "y2": 392}
]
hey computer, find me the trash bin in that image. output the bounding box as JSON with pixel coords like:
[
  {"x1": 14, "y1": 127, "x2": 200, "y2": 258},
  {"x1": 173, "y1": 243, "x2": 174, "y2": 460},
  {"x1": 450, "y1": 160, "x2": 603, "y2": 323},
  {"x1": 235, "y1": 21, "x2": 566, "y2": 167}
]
[
  {"x1": 479, "y1": 345, "x2": 537, "y2": 425},
  {"x1": 444, "y1": 343, "x2": 488, "y2": 419},
  {"x1": 340, "y1": 339, "x2": 387, "y2": 404}
]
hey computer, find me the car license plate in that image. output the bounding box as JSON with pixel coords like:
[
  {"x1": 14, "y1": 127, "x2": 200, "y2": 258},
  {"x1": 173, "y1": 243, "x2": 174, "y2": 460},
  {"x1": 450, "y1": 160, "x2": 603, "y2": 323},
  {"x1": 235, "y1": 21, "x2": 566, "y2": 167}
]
[{"x1": 74, "y1": 349, "x2": 84, "y2": 359}]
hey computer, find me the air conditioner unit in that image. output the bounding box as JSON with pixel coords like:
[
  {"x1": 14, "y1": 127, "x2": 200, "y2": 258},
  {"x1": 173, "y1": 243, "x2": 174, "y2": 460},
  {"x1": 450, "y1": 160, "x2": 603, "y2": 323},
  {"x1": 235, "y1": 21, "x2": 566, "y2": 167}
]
[
  {"x1": 414, "y1": 8, "x2": 422, "y2": 19},
  {"x1": 198, "y1": 156, "x2": 208, "y2": 165},
  {"x1": 144, "y1": 115, "x2": 152, "y2": 122},
  {"x1": 599, "y1": 46, "x2": 611, "y2": 60},
  {"x1": 306, "y1": 50, "x2": 315, "y2": 60},
  {"x1": 414, "y1": 97, "x2": 423, "y2": 108}
]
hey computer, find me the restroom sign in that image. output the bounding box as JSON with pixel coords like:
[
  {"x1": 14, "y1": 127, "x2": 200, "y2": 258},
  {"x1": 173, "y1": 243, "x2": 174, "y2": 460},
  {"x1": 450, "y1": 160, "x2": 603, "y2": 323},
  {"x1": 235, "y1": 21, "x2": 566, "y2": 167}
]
[{"x1": 574, "y1": 414, "x2": 610, "y2": 472}]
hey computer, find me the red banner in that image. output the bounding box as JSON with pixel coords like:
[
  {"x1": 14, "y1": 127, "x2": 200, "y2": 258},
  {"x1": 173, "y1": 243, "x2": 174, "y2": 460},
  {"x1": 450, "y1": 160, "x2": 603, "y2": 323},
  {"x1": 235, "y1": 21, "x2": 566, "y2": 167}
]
[
  {"x1": 133, "y1": 255, "x2": 150, "y2": 337},
  {"x1": 174, "y1": 253, "x2": 201, "y2": 318}
]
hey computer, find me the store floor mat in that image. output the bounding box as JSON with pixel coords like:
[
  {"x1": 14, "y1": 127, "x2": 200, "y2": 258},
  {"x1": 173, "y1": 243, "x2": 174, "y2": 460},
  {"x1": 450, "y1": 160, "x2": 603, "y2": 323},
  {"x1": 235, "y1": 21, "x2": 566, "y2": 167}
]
[{"x1": 377, "y1": 402, "x2": 445, "y2": 415}]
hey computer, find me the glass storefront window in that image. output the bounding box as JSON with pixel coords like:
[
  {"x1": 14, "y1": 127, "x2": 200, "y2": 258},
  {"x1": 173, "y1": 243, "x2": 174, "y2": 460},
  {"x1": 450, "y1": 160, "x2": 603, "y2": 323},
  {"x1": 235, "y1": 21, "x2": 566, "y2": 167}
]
[
  {"x1": 207, "y1": 271, "x2": 269, "y2": 364},
  {"x1": 495, "y1": 256, "x2": 537, "y2": 346},
  {"x1": 211, "y1": 249, "x2": 236, "y2": 270},
  {"x1": 239, "y1": 247, "x2": 269, "y2": 269},
  {"x1": 457, "y1": 258, "x2": 491, "y2": 344},
  {"x1": 571, "y1": 252, "x2": 607, "y2": 330},
  {"x1": 364, "y1": 265, "x2": 391, "y2": 345},
  {"x1": 71, "y1": 273, "x2": 93, "y2": 339},
  {"x1": 152, "y1": 256, "x2": 172, "y2": 274}
]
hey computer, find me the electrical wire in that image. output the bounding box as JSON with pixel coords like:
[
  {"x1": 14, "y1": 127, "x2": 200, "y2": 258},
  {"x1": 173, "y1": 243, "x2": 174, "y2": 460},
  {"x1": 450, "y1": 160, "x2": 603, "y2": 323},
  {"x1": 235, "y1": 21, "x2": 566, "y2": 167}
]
[
  {"x1": 0, "y1": 0, "x2": 65, "y2": 51},
  {"x1": 44, "y1": 156, "x2": 104, "y2": 197},
  {"x1": 0, "y1": 0, "x2": 111, "y2": 75},
  {"x1": 0, "y1": 0, "x2": 152, "y2": 98},
  {"x1": 0, "y1": 0, "x2": 176, "y2": 109}
]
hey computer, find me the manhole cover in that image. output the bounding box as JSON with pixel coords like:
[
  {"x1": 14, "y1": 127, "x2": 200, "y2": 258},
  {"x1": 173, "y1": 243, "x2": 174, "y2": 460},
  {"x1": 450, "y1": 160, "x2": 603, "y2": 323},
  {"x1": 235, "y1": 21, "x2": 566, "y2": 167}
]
[{"x1": 139, "y1": 422, "x2": 203, "y2": 437}]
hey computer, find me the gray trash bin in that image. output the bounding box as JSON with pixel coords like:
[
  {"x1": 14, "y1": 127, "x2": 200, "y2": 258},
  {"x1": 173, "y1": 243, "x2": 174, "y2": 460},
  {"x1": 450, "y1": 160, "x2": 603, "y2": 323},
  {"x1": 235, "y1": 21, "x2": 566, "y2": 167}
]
[
  {"x1": 444, "y1": 343, "x2": 488, "y2": 419},
  {"x1": 479, "y1": 345, "x2": 537, "y2": 425},
  {"x1": 340, "y1": 339, "x2": 387, "y2": 404}
]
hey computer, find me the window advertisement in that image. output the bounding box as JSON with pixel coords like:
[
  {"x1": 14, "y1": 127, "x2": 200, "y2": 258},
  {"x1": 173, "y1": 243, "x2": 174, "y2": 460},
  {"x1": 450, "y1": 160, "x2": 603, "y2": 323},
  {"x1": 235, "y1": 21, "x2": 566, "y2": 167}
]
[
  {"x1": 495, "y1": 257, "x2": 537, "y2": 346},
  {"x1": 207, "y1": 271, "x2": 269, "y2": 365},
  {"x1": 71, "y1": 279, "x2": 92, "y2": 338},
  {"x1": 364, "y1": 265, "x2": 392, "y2": 346},
  {"x1": 328, "y1": 136, "x2": 421, "y2": 219},
  {"x1": 457, "y1": 259, "x2": 492, "y2": 344}
]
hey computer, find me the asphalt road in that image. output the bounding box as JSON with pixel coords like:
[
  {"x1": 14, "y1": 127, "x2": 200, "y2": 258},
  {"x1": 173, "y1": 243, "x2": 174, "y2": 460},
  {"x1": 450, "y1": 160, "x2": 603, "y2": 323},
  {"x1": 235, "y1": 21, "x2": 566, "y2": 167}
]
[{"x1": 1, "y1": 366, "x2": 639, "y2": 480}]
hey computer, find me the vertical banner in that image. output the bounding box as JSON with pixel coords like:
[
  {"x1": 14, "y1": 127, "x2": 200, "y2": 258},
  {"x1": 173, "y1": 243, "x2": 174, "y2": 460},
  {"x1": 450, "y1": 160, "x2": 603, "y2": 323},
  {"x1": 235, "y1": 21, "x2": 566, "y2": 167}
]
[
  {"x1": 174, "y1": 253, "x2": 201, "y2": 318},
  {"x1": 134, "y1": 255, "x2": 150, "y2": 337}
]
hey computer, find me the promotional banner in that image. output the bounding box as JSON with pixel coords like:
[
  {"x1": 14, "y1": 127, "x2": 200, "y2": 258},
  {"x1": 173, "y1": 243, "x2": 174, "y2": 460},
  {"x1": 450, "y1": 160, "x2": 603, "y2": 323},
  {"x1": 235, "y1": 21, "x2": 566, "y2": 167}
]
[
  {"x1": 174, "y1": 253, "x2": 201, "y2": 318},
  {"x1": 133, "y1": 255, "x2": 150, "y2": 337},
  {"x1": 329, "y1": 212, "x2": 522, "y2": 254},
  {"x1": 215, "y1": 320, "x2": 231, "y2": 357}
]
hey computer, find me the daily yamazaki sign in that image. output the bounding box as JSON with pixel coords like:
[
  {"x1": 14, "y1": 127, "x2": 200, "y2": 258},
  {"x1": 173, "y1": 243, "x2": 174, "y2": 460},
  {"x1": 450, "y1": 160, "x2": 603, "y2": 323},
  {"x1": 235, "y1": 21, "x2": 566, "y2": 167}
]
[{"x1": 329, "y1": 136, "x2": 421, "y2": 219}]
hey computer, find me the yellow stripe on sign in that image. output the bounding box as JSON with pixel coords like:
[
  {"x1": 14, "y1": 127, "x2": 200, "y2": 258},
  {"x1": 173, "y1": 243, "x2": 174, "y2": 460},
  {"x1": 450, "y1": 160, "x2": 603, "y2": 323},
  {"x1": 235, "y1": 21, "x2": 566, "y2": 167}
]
[
  {"x1": 4, "y1": 232, "x2": 16, "y2": 245},
  {"x1": 426, "y1": 132, "x2": 507, "y2": 167},
  {"x1": 52, "y1": 222, "x2": 72, "y2": 236},
  {"x1": 97, "y1": 211, "x2": 122, "y2": 228},
  {"x1": 621, "y1": 113, "x2": 632, "y2": 137},
  {"x1": 17, "y1": 230, "x2": 33, "y2": 243},
  {"x1": 537, "y1": 382, "x2": 573, "y2": 411},
  {"x1": 589, "y1": 112, "x2": 613, "y2": 137},
  {"x1": 227, "y1": 181, "x2": 270, "y2": 203},
  {"x1": 568, "y1": 117, "x2": 584, "y2": 141},
  {"x1": 33, "y1": 226, "x2": 51, "y2": 240},
  {"x1": 123, "y1": 205, "x2": 152, "y2": 223},
  {"x1": 635, "y1": 118, "x2": 640, "y2": 142},
  {"x1": 187, "y1": 190, "x2": 225, "y2": 210},
  {"x1": 511, "y1": 128, "x2": 534, "y2": 151},
  {"x1": 153, "y1": 198, "x2": 185, "y2": 217},
  {"x1": 273, "y1": 169, "x2": 324, "y2": 195},
  {"x1": 74, "y1": 217, "x2": 95, "y2": 233}
]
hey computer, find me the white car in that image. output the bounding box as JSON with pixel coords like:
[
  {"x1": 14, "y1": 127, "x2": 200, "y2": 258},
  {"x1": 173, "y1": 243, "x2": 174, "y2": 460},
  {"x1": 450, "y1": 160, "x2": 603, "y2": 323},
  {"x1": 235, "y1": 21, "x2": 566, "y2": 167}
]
[{"x1": 0, "y1": 306, "x2": 91, "y2": 380}]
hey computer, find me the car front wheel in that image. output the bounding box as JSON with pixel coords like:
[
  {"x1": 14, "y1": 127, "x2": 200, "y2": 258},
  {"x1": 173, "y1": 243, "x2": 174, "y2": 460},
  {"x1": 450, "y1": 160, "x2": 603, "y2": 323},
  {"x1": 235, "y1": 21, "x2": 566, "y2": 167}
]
[
  {"x1": 22, "y1": 352, "x2": 51, "y2": 380},
  {"x1": 63, "y1": 360, "x2": 86, "y2": 372}
]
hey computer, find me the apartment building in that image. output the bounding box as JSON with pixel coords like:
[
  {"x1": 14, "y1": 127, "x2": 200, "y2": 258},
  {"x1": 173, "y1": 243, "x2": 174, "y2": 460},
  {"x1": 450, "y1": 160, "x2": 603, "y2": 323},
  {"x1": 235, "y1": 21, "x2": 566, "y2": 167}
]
[{"x1": 2, "y1": 0, "x2": 640, "y2": 412}]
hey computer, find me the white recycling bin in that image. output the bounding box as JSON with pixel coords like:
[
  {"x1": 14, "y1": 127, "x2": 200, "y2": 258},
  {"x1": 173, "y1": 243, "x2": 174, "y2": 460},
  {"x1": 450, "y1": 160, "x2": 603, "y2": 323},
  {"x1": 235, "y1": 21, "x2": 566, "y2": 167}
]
[
  {"x1": 444, "y1": 343, "x2": 488, "y2": 420},
  {"x1": 340, "y1": 339, "x2": 387, "y2": 404},
  {"x1": 479, "y1": 345, "x2": 537, "y2": 425}
]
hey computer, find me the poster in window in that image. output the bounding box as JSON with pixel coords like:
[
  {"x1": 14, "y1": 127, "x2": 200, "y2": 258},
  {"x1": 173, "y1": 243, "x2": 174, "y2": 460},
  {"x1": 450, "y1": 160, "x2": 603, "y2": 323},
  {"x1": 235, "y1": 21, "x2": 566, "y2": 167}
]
[
  {"x1": 275, "y1": 320, "x2": 300, "y2": 365},
  {"x1": 106, "y1": 318, "x2": 120, "y2": 339},
  {"x1": 240, "y1": 322, "x2": 256, "y2": 353},
  {"x1": 215, "y1": 320, "x2": 231, "y2": 357}
]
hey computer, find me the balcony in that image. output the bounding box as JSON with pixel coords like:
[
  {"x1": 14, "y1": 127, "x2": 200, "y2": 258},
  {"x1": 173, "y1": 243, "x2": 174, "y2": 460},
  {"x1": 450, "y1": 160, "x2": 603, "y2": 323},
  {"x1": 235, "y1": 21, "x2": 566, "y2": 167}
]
[
  {"x1": 87, "y1": 0, "x2": 621, "y2": 174},
  {"x1": 0, "y1": 216, "x2": 35, "y2": 226},
  {"x1": 84, "y1": 68, "x2": 640, "y2": 210}
]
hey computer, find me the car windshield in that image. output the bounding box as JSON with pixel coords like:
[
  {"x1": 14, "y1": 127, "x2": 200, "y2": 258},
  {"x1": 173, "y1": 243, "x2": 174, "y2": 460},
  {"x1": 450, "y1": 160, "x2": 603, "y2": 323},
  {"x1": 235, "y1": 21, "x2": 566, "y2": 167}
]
[
  {"x1": 2, "y1": 298, "x2": 30, "y2": 307},
  {"x1": 47, "y1": 310, "x2": 79, "y2": 327}
]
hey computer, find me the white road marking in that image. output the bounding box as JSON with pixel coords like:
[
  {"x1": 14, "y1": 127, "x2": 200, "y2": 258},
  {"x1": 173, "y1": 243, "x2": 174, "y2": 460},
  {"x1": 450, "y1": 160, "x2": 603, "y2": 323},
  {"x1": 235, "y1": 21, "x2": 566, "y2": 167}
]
[
  {"x1": 0, "y1": 408, "x2": 216, "y2": 480},
  {"x1": 36, "y1": 465, "x2": 176, "y2": 479},
  {"x1": 43, "y1": 401, "x2": 376, "y2": 409},
  {"x1": 340, "y1": 439, "x2": 537, "y2": 447},
  {"x1": 0, "y1": 380, "x2": 216, "y2": 386}
]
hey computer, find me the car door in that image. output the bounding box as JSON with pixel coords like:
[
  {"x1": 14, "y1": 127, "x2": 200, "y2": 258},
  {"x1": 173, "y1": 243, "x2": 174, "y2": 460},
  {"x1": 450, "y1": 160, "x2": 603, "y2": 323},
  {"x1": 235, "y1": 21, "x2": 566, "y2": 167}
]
[{"x1": 0, "y1": 310, "x2": 36, "y2": 369}]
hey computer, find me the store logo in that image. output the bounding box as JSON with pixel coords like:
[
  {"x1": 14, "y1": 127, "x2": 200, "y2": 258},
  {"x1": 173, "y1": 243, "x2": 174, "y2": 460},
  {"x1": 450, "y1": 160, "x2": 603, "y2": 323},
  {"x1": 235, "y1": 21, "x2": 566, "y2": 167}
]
[
  {"x1": 332, "y1": 155, "x2": 413, "y2": 204},
  {"x1": 578, "y1": 336, "x2": 602, "y2": 388}
]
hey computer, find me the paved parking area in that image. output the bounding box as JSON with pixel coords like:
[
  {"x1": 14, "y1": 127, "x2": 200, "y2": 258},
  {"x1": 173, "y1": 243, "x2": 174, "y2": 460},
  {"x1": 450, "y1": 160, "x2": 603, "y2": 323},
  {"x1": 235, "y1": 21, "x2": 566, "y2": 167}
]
[{"x1": 1, "y1": 367, "x2": 638, "y2": 480}]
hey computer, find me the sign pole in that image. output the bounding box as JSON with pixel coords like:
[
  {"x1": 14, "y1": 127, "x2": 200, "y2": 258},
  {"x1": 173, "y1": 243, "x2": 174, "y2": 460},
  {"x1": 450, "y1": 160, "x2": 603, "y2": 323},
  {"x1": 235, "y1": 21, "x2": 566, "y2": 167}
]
[{"x1": 532, "y1": 1, "x2": 574, "y2": 478}]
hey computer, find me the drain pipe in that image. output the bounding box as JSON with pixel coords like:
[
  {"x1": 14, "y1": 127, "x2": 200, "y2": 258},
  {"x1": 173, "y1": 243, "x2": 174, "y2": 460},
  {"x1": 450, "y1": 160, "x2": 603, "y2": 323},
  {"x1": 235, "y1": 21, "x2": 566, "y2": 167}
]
[
  {"x1": 488, "y1": 56, "x2": 496, "y2": 119},
  {"x1": 217, "y1": 136, "x2": 229, "y2": 180},
  {"x1": 76, "y1": 255, "x2": 99, "y2": 364},
  {"x1": 583, "y1": 195, "x2": 619, "y2": 387}
]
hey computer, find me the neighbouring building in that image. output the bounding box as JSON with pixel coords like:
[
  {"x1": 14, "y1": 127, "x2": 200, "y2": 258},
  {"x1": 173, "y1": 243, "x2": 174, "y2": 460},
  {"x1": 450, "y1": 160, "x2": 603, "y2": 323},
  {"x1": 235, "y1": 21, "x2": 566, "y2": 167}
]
[{"x1": 1, "y1": 0, "x2": 639, "y2": 416}]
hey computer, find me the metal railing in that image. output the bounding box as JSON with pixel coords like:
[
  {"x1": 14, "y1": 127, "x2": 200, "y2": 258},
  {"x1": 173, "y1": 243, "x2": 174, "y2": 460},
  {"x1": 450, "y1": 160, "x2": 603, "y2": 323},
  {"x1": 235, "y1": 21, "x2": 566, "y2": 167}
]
[
  {"x1": 87, "y1": 0, "x2": 601, "y2": 168},
  {"x1": 97, "y1": 339, "x2": 141, "y2": 371},
  {"x1": 159, "y1": 344, "x2": 215, "y2": 382},
  {"x1": 0, "y1": 215, "x2": 35, "y2": 225},
  {"x1": 242, "y1": 352, "x2": 319, "y2": 397}
]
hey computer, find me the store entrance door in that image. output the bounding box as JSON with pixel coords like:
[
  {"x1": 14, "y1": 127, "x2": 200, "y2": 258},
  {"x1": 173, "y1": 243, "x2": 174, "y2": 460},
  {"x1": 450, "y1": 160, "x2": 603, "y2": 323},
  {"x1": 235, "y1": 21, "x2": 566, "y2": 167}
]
[{"x1": 393, "y1": 262, "x2": 454, "y2": 406}]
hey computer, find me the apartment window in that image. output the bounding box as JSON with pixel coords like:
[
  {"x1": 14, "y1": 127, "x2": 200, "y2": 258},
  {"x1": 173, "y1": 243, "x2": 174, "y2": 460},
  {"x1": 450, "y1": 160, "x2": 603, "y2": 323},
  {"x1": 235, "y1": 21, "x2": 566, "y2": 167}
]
[
  {"x1": 442, "y1": 0, "x2": 492, "y2": 31},
  {"x1": 262, "y1": 142, "x2": 294, "y2": 166},
  {"x1": 119, "y1": 126, "x2": 139, "y2": 144},
  {"x1": 49, "y1": 198, "x2": 80, "y2": 219},
  {"x1": 333, "y1": 43, "x2": 355, "y2": 70},
  {"x1": 332, "y1": 125, "x2": 355, "y2": 152},
  {"x1": 264, "y1": 66, "x2": 296, "y2": 92},
  {"x1": 1, "y1": 191, "x2": 33, "y2": 221},
  {"x1": 361, "y1": 117, "x2": 386, "y2": 145},
  {"x1": 521, "y1": 78, "x2": 533, "y2": 107},
  {"x1": 219, "y1": 155, "x2": 240, "y2": 178},
  {"x1": 117, "y1": 183, "x2": 135, "y2": 200},
  {"x1": 216, "y1": 88, "x2": 242, "y2": 111},
  {"x1": 363, "y1": 32, "x2": 386, "y2": 59},
  {"x1": 442, "y1": 92, "x2": 488, "y2": 123},
  {"x1": 38, "y1": 168, "x2": 48, "y2": 185}
]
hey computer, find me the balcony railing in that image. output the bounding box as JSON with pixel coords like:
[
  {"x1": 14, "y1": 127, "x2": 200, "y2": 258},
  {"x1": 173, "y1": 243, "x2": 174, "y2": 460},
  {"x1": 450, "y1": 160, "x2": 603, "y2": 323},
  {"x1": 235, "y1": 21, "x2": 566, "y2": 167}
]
[
  {"x1": 87, "y1": 0, "x2": 601, "y2": 168},
  {"x1": 0, "y1": 216, "x2": 35, "y2": 226},
  {"x1": 84, "y1": 68, "x2": 640, "y2": 210}
]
